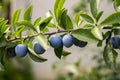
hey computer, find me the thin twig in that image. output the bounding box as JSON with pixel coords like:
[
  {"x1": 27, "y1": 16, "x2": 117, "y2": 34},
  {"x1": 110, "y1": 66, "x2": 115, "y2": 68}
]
[
  {"x1": 8, "y1": 27, "x2": 112, "y2": 42},
  {"x1": 8, "y1": 29, "x2": 74, "y2": 41}
]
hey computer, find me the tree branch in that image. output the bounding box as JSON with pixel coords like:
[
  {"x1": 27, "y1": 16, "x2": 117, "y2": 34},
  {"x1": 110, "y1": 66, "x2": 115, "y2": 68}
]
[{"x1": 8, "y1": 27, "x2": 112, "y2": 42}]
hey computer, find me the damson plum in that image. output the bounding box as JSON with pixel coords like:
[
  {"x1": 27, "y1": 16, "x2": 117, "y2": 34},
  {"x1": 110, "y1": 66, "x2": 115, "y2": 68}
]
[
  {"x1": 15, "y1": 44, "x2": 28, "y2": 57},
  {"x1": 78, "y1": 41, "x2": 88, "y2": 47},
  {"x1": 73, "y1": 38, "x2": 80, "y2": 46},
  {"x1": 62, "y1": 34, "x2": 74, "y2": 48},
  {"x1": 7, "y1": 47, "x2": 16, "y2": 57},
  {"x1": 110, "y1": 37, "x2": 120, "y2": 49},
  {"x1": 73, "y1": 38, "x2": 87, "y2": 47},
  {"x1": 33, "y1": 42, "x2": 45, "y2": 54},
  {"x1": 49, "y1": 35, "x2": 63, "y2": 48}
]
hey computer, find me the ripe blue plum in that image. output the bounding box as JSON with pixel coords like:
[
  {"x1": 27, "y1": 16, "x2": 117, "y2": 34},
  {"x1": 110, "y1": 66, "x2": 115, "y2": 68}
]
[
  {"x1": 73, "y1": 38, "x2": 87, "y2": 47},
  {"x1": 62, "y1": 34, "x2": 74, "y2": 48},
  {"x1": 49, "y1": 35, "x2": 62, "y2": 48},
  {"x1": 7, "y1": 47, "x2": 16, "y2": 57},
  {"x1": 73, "y1": 38, "x2": 80, "y2": 46},
  {"x1": 110, "y1": 36, "x2": 120, "y2": 49},
  {"x1": 33, "y1": 42, "x2": 45, "y2": 54},
  {"x1": 15, "y1": 44, "x2": 28, "y2": 57},
  {"x1": 78, "y1": 41, "x2": 88, "y2": 47}
]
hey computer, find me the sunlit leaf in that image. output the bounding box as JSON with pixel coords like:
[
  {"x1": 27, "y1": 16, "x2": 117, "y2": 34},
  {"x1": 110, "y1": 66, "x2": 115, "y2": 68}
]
[
  {"x1": 101, "y1": 12, "x2": 120, "y2": 25},
  {"x1": 91, "y1": 26, "x2": 103, "y2": 40},
  {"x1": 24, "y1": 5, "x2": 33, "y2": 21},
  {"x1": 80, "y1": 13, "x2": 94, "y2": 23},
  {"x1": 11, "y1": 9, "x2": 21, "y2": 30},
  {"x1": 90, "y1": 0, "x2": 100, "y2": 18},
  {"x1": 54, "y1": 0, "x2": 66, "y2": 21},
  {"x1": 72, "y1": 29, "x2": 98, "y2": 43}
]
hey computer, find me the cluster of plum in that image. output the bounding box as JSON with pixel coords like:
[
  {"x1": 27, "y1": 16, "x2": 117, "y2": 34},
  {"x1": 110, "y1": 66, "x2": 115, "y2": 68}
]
[
  {"x1": 110, "y1": 36, "x2": 120, "y2": 49},
  {"x1": 7, "y1": 34, "x2": 88, "y2": 57}
]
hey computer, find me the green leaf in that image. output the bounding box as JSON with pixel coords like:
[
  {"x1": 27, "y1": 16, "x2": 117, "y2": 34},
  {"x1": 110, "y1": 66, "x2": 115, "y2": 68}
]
[
  {"x1": 80, "y1": 13, "x2": 94, "y2": 23},
  {"x1": 103, "y1": 31, "x2": 111, "y2": 40},
  {"x1": 83, "y1": 24, "x2": 93, "y2": 29},
  {"x1": 91, "y1": 26, "x2": 103, "y2": 40},
  {"x1": 24, "y1": 5, "x2": 33, "y2": 21},
  {"x1": 35, "y1": 34, "x2": 49, "y2": 50},
  {"x1": 66, "y1": 15, "x2": 73, "y2": 30},
  {"x1": 0, "y1": 20, "x2": 9, "y2": 38},
  {"x1": 103, "y1": 43, "x2": 118, "y2": 70},
  {"x1": 43, "y1": 28, "x2": 49, "y2": 33},
  {"x1": 54, "y1": 46, "x2": 63, "y2": 59},
  {"x1": 48, "y1": 23, "x2": 56, "y2": 28},
  {"x1": 28, "y1": 47, "x2": 47, "y2": 62},
  {"x1": 101, "y1": 12, "x2": 120, "y2": 25},
  {"x1": 90, "y1": 0, "x2": 100, "y2": 18},
  {"x1": 62, "y1": 50, "x2": 71, "y2": 56},
  {"x1": 72, "y1": 29, "x2": 98, "y2": 43},
  {"x1": 11, "y1": 9, "x2": 21, "y2": 30},
  {"x1": 114, "y1": 0, "x2": 120, "y2": 11},
  {"x1": 59, "y1": 9, "x2": 73, "y2": 30},
  {"x1": 54, "y1": 0, "x2": 66, "y2": 21},
  {"x1": 39, "y1": 16, "x2": 53, "y2": 31},
  {"x1": 0, "y1": 38, "x2": 7, "y2": 48},
  {"x1": 12, "y1": 26, "x2": 24, "y2": 37},
  {"x1": 34, "y1": 17, "x2": 41, "y2": 27},
  {"x1": 96, "y1": 11, "x2": 103, "y2": 22},
  {"x1": 59, "y1": 8, "x2": 67, "y2": 29},
  {"x1": 97, "y1": 40, "x2": 103, "y2": 47},
  {"x1": 16, "y1": 20, "x2": 36, "y2": 31},
  {"x1": 113, "y1": 29, "x2": 120, "y2": 35},
  {"x1": 74, "y1": 11, "x2": 83, "y2": 27}
]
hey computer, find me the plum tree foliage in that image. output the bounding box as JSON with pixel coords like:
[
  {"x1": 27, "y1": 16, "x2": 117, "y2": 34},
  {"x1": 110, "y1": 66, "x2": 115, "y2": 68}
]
[{"x1": 0, "y1": 0, "x2": 120, "y2": 71}]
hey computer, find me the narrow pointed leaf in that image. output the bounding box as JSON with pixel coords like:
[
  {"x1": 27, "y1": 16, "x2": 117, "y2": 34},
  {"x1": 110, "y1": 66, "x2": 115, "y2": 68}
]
[
  {"x1": 90, "y1": 0, "x2": 100, "y2": 18},
  {"x1": 59, "y1": 9, "x2": 73, "y2": 30},
  {"x1": 114, "y1": 0, "x2": 120, "y2": 11},
  {"x1": 54, "y1": 46, "x2": 63, "y2": 59},
  {"x1": 101, "y1": 12, "x2": 120, "y2": 25},
  {"x1": 59, "y1": 8, "x2": 67, "y2": 29},
  {"x1": 103, "y1": 43, "x2": 118, "y2": 70},
  {"x1": 74, "y1": 11, "x2": 82, "y2": 26},
  {"x1": 39, "y1": 16, "x2": 52, "y2": 31},
  {"x1": 11, "y1": 9, "x2": 21, "y2": 27},
  {"x1": 24, "y1": 5, "x2": 33, "y2": 21},
  {"x1": 62, "y1": 50, "x2": 71, "y2": 56},
  {"x1": 34, "y1": 17, "x2": 41, "y2": 27},
  {"x1": 96, "y1": 11, "x2": 103, "y2": 22},
  {"x1": 16, "y1": 20, "x2": 36, "y2": 31},
  {"x1": 54, "y1": 0, "x2": 66, "y2": 21},
  {"x1": 80, "y1": 13, "x2": 94, "y2": 23},
  {"x1": 28, "y1": 47, "x2": 47, "y2": 62}
]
